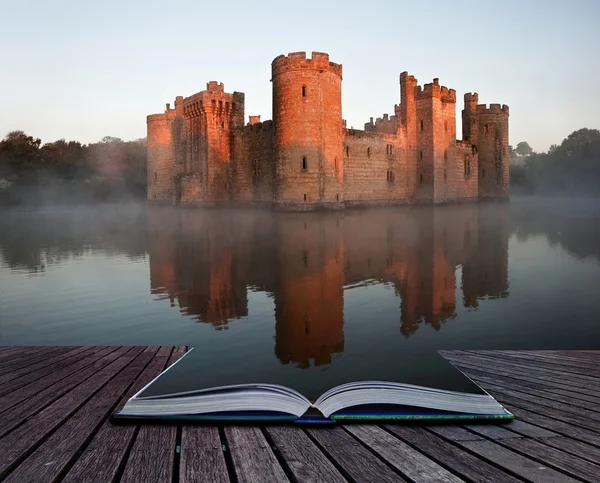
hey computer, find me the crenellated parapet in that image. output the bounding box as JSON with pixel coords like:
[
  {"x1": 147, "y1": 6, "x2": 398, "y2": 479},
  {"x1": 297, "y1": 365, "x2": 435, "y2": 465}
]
[
  {"x1": 271, "y1": 51, "x2": 343, "y2": 79},
  {"x1": 415, "y1": 78, "x2": 456, "y2": 102}
]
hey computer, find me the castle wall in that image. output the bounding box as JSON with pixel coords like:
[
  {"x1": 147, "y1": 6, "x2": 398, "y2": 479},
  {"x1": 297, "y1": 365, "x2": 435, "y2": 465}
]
[
  {"x1": 343, "y1": 130, "x2": 409, "y2": 205},
  {"x1": 147, "y1": 109, "x2": 176, "y2": 202},
  {"x1": 454, "y1": 141, "x2": 479, "y2": 200},
  {"x1": 272, "y1": 52, "x2": 344, "y2": 209},
  {"x1": 232, "y1": 121, "x2": 275, "y2": 203}
]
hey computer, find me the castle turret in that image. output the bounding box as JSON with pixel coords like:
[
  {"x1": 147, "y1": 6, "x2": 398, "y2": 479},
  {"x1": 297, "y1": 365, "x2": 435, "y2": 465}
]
[
  {"x1": 271, "y1": 52, "x2": 344, "y2": 209},
  {"x1": 147, "y1": 104, "x2": 178, "y2": 202},
  {"x1": 474, "y1": 103, "x2": 510, "y2": 199}
]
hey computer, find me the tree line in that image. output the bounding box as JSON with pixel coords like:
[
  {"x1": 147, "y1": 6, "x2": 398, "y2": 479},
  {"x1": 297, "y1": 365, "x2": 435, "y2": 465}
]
[
  {"x1": 510, "y1": 128, "x2": 600, "y2": 196},
  {"x1": 0, "y1": 131, "x2": 146, "y2": 205}
]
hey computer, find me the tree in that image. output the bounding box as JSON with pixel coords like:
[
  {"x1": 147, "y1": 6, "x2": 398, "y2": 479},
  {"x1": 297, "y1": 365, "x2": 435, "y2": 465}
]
[{"x1": 515, "y1": 141, "x2": 533, "y2": 156}]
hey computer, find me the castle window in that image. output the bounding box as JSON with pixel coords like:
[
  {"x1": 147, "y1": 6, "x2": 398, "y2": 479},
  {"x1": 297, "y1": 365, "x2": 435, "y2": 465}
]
[
  {"x1": 419, "y1": 150, "x2": 423, "y2": 160},
  {"x1": 420, "y1": 120, "x2": 424, "y2": 131},
  {"x1": 302, "y1": 156, "x2": 307, "y2": 170},
  {"x1": 303, "y1": 193, "x2": 307, "y2": 201},
  {"x1": 444, "y1": 121, "x2": 448, "y2": 132},
  {"x1": 464, "y1": 155, "x2": 471, "y2": 177},
  {"x1": 222, "y1": 121, "x2": 225, "y2": 128},
  {"x1": 336, "y1": 193, "x2": 339, "y2": 201},
  {"x1": 346, "y1": 146, "x2": 350, "y2": 157},
  {"x1": 444, "y1": 150, "x2": 448, "y2": 162},
  {"x1": 482, "y1": 168, "x2": 486, "y2": 178},
  {"x1": 386, "y1": 171, "x2": 389, "y2": 182},
  {"x1": 485, "y1": 124, "x2": 489, "y2": 135},
  {"x1": 154, "y1": 172, "x2": 157, "y2": 182},
  {"x1": 302, "y1": 85, "x2": 306, "y2": 97},
  {"x1": 367, "y1": 147, "x2": 371, "y2": 158},
  {"x1": 335, "y1": 157, "x2": 338, "y2": 171},
  {"x1": 444, "y1": 169, "x2": 447, "y2": 182},
  {"x1": 420, "y1": 173, "x2": 423, "y2": 183}
]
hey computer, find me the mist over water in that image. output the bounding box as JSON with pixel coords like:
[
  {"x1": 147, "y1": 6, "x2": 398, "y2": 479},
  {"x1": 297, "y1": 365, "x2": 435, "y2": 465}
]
[{"x1": 1, "y1": 197, "x2": 600, "y2": 365}]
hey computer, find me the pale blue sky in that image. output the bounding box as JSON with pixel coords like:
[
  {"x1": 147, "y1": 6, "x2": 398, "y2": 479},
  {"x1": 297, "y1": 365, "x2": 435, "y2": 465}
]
[{"x1": 1, "y1": 0, "x2": 598, "y2": 152}]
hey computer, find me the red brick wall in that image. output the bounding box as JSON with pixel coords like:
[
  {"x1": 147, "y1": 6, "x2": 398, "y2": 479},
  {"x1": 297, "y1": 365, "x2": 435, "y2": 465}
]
[
  {"x1": 272, "y1": 52, "x2": 344, "y2": 208},
  {"x1": 232, "y1": 121, "x2": 275, "y2": 203},
  {"x1": 147, "y1": 109, "x2": 176, "y2": 202},
  {"x1": 454, "y1": 141, "x2": 479, "y2": 200}
]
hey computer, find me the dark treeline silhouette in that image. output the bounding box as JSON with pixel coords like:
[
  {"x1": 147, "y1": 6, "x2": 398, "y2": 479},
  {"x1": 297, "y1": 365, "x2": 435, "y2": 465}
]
[
  {"x1": 510, "y1": 128, "x2": 600, "y2": 196},
  {"x1": 0, "y1": 131, "x2": 146, "y2": 205}
]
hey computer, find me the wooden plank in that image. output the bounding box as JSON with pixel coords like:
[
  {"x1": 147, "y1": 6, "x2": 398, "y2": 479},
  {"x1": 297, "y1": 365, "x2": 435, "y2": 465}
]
[
  {"x1": 490, "y1": 350, "x2": 600, "y2": 368},
  {"x1": 466, "y1": 351, "x2": 600, "y2": 378},
  {"x1": 307, "y1": 426, "x2": 406, "y2": 482},
  {"x1": 264, "y1": 426, "x2": 347, "y2": 483},
  {"x1": 0, "y1": 346, "x2": 122, "y2": 419},
  {"x1": 446, "y1": 351, "x2": 600, "y2": 387},
  {"x1": 2, "y1": 346, "x2": 152, "y2": 483},
  {"x1": 179, "y1": 426, "x2": 230, "y2": 483},
  {"x1": 0, "y1": 346, "x2": 38, "y2": 359},
  {"x1": 0, "y1": 347, "x2": 103, "y2": 395},
  {"x1": 120, "y1": 347, "x2": 180, "y2": 483},
  {"x1": 453, "y1": 363, "x2": 600, "y2": 406},
  {"x1": 462, "y1": 424, "x2": 525, "y2": 440},
  {"x1": 62, "y1": 347, "x2": 169, "y2": 483},
  {"x1": 386, "y1": 425, "x2": 522, "y2": 483},
  {"x1": 444, "y1": 352, "x2": 600, "y2": 395},
  {"x1": 119, "y1": 425, "x2": 177, "y2": 483},
  {"x1": 421, "y1": 425, "x2": 482, "y2": 442},
  {"x1": 539, "y1": 435, "x2": 600, "y2": 465},
  {"x1": 0, "y1": 346, "x2": 143, "y2": 479},
  {"x1": 0, "y1": 346, "x2": 121, "y2": 438},
  {"x1": 225, "y1": 426, "x2": 290, "y2": 483},
  {"x1": 499, "y1": 437, "x2": 600, "y2": 482},
  {"x1": 495, "y1": 419, "x2": 557, "y2": 439},
  {"x1": 0, "y1": 346, "x2": 93, "y2": 384},
  {"x1": 345, "y1": 425, "x2": 464, "y2": 482},
  {"x1": 459, "y1": 439, "x2": 579, "y2": 483},
  {"x1": 0, "y1": 346, "x2": 71, "y2": 372},
  {"x1": 500, "y1": 404, "x2": 600, "y2": 448}
]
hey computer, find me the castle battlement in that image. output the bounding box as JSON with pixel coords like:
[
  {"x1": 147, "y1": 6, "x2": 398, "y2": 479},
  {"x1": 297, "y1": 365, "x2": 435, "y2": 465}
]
[
  {"x1": 147, "y1": 51, "x2": 509, "y2": 208},
  {"x1": 415, "y1": 78, "x2": 456, "y2": 101},
  {"x1": 476, "y1": 103, "x2": 510, "y2": 115},
  {"x1": 271, "y1": 51, "x2": 343, "y2": 78}
]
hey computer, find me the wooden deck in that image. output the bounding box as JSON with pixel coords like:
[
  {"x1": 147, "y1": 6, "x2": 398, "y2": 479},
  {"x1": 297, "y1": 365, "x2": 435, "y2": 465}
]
[{"x1": 0, "y1": 348, "x2": 598, "y2": 482}]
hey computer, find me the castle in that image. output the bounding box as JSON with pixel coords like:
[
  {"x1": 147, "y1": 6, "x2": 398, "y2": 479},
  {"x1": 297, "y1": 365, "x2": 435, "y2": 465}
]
[{"x1": 147, "y1": 51, "x2": 509, "y2": 209}]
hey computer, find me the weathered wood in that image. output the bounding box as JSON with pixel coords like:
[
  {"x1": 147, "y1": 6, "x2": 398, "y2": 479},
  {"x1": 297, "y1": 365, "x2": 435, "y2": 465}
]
[
  {"x1": 225, "y1": 426, "x2": 289, "y2": 483},
  {"x1": 1, "y1": 346, "x2": 150, "y2": 483},
  {"x1": 0, "y1": 346, "x2": 121, "y2": 438},
  {"x1": 462, "y1": 423, "x2": 524, "y2": 440},
  {"x1": 499, "y1": 436, "x2": 600, "y2": 482},
  {"x1": 0, "y1": 346, "x2": 70, "y2": 372},
  {"x1": 490, "y1": 350, "x2": 600, "y2": 368},
  {"x1": 120, "y1": 425, "x2": 177, "y2": 483},
  {"x1": 422, "y1": 425, "x2": 482, "y2": 442},
  {"x1": 452, "y1": 363, "x2": 600, "y2": 406},
  {"x1": 61, "y1": 347, "x2": 167, "y2": 483},
  {"x1": 0, "y1": 346, "x2": 121, "y2": 418},
  {"x1": 180, "y1": 426, "x2": 230, "y2": 483},
  {"x1": 459, "y1": 438, "x2": 579, "y2": 483},
  {"x1": 493, "y1": 419, "x2": 557, "y2": 439},
  {"x1": 307, "y1": 426, "x2": 407, "y2": 482},
  {"x1": 466, "y1": 350, "x2": 600, "y2": 378},
  {"x1": 538, "y1": 435, "x2": 600, "y2": 465},
  {"x1": 386, "y1": 425, "x2": 523, "y2": 483},
  {"x1": 0, "y1": 346, "x2": 104, "y2": 395},
  {"x1": 120, "y1": 348, "x2": 180, "y2": 483},
  {"x1": 0, "y1": 346, "x2": 143, "y2": 479},
  {"x1": 265, "y1": 426, "x2": 347, "y2": 482},
  {"x1": 345, "y1": 424, "x2": 464, "y2": 482}
]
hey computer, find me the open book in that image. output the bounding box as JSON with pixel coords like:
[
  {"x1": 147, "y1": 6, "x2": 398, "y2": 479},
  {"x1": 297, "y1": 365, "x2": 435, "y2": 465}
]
[{"x1": 114, "y1": 349, "x2": 513, "y2": 423}]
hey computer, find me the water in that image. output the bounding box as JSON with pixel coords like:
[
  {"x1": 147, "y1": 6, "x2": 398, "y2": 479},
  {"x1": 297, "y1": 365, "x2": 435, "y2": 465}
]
[{"x1": 1, "y1": 197, "x2": 600, "y2": 369}]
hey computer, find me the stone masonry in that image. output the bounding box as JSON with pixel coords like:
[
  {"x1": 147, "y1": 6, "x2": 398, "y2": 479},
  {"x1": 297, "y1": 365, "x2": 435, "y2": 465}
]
[{"x1": 147, "y1": 52, "x2": 509, "y2": 210}]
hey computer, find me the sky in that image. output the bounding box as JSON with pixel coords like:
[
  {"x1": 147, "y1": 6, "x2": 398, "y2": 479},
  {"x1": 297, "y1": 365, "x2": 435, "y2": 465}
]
[{"x1": 1, "y1": 0, "x2": 599, "y2": 152}]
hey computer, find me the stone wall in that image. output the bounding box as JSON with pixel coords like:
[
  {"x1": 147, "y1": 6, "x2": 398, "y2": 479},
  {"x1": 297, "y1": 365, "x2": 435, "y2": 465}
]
[{"x1": 147, "y1": 109, "x2": 176, "y2": 202}]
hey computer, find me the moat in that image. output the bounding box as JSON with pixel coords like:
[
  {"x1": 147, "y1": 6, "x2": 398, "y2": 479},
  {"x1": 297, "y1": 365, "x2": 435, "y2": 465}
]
[{"x1": 1, "y1": 197, "x2": 599, "y2": 364}]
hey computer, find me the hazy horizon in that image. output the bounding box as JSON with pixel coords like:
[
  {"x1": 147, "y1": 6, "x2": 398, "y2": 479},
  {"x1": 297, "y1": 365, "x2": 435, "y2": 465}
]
[{"x1": 2, "y1": 0, "x2": 599, "y2": 151}]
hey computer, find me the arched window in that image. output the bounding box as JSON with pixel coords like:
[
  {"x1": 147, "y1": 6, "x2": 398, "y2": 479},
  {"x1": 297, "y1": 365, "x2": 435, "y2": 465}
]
[
  {"x1": 302, "y1": 156, "x2": 307, "y2": 170},
  {"x1": 302, "y1": 86, "x2": 306, "y2": 97}
]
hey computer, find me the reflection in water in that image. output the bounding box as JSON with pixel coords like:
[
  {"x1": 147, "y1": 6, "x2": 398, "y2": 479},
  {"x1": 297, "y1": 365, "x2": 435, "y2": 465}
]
[
  {"x1": 146, "y1": 204, "x2": 510, "y2": 367},
  {"x1": 2, "y1": 197, "x2": 600, "y2": 353}
]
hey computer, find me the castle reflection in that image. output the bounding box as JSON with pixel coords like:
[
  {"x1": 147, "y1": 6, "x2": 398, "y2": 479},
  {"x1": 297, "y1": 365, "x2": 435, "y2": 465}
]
[{"x1": 147, "y1": 203, "x2": 510, "y2": 367}]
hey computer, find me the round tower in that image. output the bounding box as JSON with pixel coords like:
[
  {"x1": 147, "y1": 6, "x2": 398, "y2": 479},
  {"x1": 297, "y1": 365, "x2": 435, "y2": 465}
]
[
  {"x1": 271, "y1": 52, "x2": 344, "y2": 209},
  {"x1": 147, "y1": 105, "x2": 176, "y2": 202}
]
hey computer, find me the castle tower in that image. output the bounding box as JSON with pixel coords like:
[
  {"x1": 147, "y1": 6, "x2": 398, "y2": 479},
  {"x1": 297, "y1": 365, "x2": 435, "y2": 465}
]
[
  {"x1": 271, "y1": 52, "x2": 344, "y2": 209},
  {"x1": 180, "y1": 83, "x2": 245, "y2": 203},
  {"x1": 147, "y1": 104, "x2": 179, "y2": 202},
  {"x1": 462, "y1": 95, "x2": 509, "y2": 199},
  {"x1": 414, "y1": 79, "x2": 457, "y2": 203}
]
